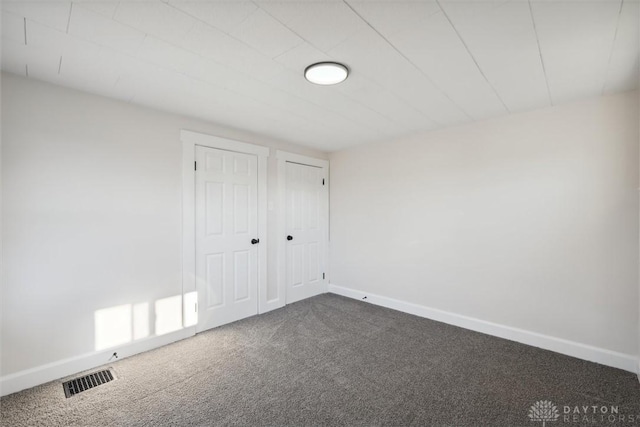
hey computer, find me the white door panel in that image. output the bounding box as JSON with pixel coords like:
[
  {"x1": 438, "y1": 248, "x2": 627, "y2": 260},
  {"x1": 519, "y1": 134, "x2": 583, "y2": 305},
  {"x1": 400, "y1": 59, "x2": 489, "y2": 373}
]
[
  {"x1": 196, "y1": 145, "x2": 258, "y2": 332},
  {"x1": 286, "y1": 162, "x2": 327, "y2": 303}
]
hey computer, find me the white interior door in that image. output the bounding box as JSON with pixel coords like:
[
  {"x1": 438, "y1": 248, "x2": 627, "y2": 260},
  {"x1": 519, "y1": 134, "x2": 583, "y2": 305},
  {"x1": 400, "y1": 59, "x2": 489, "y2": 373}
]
[
  {"x1": 195, "y1": 145, "x2": 259, "y2": 332},
  {"x1": 285, "y1": 162, "x2": 327, "y2": 303}
]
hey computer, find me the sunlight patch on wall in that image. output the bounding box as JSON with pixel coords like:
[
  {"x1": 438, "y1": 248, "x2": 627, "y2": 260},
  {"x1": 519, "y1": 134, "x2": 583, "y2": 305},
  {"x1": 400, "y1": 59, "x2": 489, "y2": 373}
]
[
  {"x1": 95, "y1": 304, "x2": 132, "y2": 351},
  {"x1": 95, "y1": 295, "x2": 186, "y2": 350},
  {"x1": 132, "y1": 302, "x2": 150, "y2": 340},
  {"x1": 155, "y1": 295, "x2": 183, "y2": 336}
]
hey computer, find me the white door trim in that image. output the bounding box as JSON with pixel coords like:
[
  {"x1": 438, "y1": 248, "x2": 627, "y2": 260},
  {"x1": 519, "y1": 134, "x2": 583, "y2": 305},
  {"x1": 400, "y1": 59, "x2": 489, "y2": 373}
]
[
  {"x1": 182, "y1": 130, "x2": 270, "y2": 324},
  {"x1": 275, "y1": 151, "x2": 329, "y2": 305}
]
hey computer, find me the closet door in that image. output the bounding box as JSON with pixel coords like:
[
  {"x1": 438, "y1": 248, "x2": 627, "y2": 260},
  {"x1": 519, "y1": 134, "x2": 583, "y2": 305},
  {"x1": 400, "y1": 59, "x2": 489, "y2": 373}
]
[
  {"x1": 285, "y1": 161, "x2": 327, "y2": 304},
  {"x1": 195, "y1": 145, "x2": 258, "y2": 332}
]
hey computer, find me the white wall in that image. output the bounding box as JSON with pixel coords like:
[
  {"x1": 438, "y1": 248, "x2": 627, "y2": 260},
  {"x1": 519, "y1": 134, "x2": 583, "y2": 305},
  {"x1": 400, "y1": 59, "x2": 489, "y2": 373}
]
[
  {"x1": 330, "y1": 91, "x2": 639, "y2": 365},
  {"x1": 1, "y1": 72, "x2": 327, "y2": 385},
  {"x1": 2, "y1": 71, "x2": 638, "y2": 392}
]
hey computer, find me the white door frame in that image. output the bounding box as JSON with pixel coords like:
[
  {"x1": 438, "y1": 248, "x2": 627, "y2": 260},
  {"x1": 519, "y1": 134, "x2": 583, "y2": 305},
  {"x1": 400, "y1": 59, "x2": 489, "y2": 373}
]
[
  {"x1": 276, "y1": 151, "x2": 329, "y2": 304},
  {"x1": 182, "y1": 130, "x2": 269, "y2": 328}
]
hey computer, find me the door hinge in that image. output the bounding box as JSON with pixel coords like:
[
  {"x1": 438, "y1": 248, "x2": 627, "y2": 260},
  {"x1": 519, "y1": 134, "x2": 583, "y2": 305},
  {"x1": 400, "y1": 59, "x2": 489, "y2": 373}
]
[
  {"x1": 322, "y1": 178, "x2": 325, "y2": 185},
  {"x1": 323, "y1": 272, "x2": 325, "y2": 280},
  {"x1": 194, "y1": 161, "x2": 197, "y2": 171}
]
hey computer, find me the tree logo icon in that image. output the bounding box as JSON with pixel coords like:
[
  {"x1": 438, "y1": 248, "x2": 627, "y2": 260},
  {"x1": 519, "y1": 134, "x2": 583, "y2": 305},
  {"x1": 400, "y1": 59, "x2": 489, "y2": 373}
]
[{"x1": 529, "y1": 400, "x2": 560, "y2": 426}]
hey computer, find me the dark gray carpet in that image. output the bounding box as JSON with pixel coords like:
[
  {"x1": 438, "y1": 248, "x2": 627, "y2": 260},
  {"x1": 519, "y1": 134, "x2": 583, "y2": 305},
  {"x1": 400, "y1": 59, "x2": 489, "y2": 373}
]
[{"x1": 2, "y1": 294, "x2": 639, "y2": 426}]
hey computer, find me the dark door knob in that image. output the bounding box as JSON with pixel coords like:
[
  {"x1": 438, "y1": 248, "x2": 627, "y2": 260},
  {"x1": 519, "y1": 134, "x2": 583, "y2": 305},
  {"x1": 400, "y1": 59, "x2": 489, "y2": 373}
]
[
  {"x1": 251, "y1": 238, "x2": 259, "y2": 245},
  {"x1": 286, "y1": 235, "x2": 293, "y2": 241}
]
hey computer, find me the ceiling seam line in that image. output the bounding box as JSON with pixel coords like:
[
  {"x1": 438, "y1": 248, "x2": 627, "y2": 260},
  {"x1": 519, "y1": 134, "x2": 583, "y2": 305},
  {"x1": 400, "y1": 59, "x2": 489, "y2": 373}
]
[
  {"x1": 66, "y1": 3, "x2": 73, "y2": 34},
  {"x1": 171, "y1": 63, "x2": 376, "y2": 136},
  {"x1": 13, "y1": 8, "x2": 371, "y2": 141},
  {"x1": 601, "y1": 0, "x2": 625, "y2": 95},
  {"x1": 233, "y1": 3, "x2": 260, "y2": 29},
  {"x1": 50, "y1": 25, "x2": 358, "y2": 136},
  {"x1": 326, "y1": 42, "x2": 446, "y2": 127},
  {"x1": 165, "y1": 77, "x2": 356, "y2": 139},
  {"x1": 246, "y1": 1, "x2": 418, "y2": 131},
  {"x1": 254, "y1": 0, "x2": 447, "y2": 128},
  {"x1": 158, "y1": 3, "x2": 388, "y2": 132},
  {"x1": 490, "y1": 0, "x2": 515, "y2": 13},
  {"x1": 110, "y1": 4, "x2": 377, "y2": 134},
  {"x1": 249, "y1": 1, "x2": 326, "y2": 55},
  {"x1": 164, "y1": 1, "x2": 304, "y2": 64},
  {"x1": 271, "y1": 43, "x2": 303, "y2": 61},
  {"x1": 435, "y1": 0, "x2": 511, "y2": 114},
  {"x1": 247, "y1": 1, "x2": 404, "y2": 127},
  {"x1": 527, "y1": 0, "x2": 553, "y2": 106},
  {"x1": 71, "y1": 2, "x2": 146, "y2": 44},
  {"x1": 111, "y1": 1, "x2": 119, "y2": 19},
  {"x1": 342, "y1": 0, "x2": 470, "y2": 123}
]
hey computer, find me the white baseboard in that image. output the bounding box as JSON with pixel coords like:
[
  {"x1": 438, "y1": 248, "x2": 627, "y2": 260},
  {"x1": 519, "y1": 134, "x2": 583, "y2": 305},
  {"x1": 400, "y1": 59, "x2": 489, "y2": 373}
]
[
  {"x1": 0, "y1": 326, "x2": 195, "y2": 397},
  {"x1": 328, "y1": 284, "x2": 638, "y2": 374}
]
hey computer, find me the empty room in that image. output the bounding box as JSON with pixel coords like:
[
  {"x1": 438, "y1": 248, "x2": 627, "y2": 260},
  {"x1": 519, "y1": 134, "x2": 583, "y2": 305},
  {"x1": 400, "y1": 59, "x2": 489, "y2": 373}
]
[{"x1": 1, "y1": 0, "x2": 640, "y2": 425}]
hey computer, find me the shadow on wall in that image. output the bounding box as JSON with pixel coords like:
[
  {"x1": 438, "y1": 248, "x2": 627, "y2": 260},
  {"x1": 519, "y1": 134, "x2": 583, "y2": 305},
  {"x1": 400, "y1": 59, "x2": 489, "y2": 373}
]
[{"x1": 94, "y1": 292, "x2": 197, "y2": 351}]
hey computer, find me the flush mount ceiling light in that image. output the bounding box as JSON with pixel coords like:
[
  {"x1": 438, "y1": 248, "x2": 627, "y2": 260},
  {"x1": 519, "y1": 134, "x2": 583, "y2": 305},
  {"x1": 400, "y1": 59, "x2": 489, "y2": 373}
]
[{"x1": 304, "y1": 62, "x2": 349, "y2": 85}]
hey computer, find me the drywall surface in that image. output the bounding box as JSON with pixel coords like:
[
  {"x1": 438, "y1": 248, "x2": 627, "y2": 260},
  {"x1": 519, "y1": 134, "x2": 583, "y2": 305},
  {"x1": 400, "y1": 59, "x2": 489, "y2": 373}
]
[
  {"x1": 1, "y1": 72, "x2": 327, "y2": 378},
  {"x1": 330, "y1": 91, "x2": 639, "y2": 357}
]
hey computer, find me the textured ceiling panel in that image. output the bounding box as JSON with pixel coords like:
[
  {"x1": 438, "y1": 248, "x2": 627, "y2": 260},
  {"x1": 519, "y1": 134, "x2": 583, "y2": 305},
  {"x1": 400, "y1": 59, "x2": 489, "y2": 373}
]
[{"x1": 1, "y1": 0, "x2": 637, "y2": 151}]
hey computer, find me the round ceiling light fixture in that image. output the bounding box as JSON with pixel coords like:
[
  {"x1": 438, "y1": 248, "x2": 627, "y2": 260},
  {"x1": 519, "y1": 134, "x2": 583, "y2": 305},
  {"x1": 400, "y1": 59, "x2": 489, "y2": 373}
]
[{"x1": 304, "y1": 62, "x2": 349, "y2": 85}]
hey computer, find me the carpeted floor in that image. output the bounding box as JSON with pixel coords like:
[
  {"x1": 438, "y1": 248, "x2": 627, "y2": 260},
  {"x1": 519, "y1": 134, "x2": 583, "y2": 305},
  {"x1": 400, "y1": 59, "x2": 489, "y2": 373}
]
[{"x1": 1, "y1": 294, "x2": 639, "y2": 426}]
